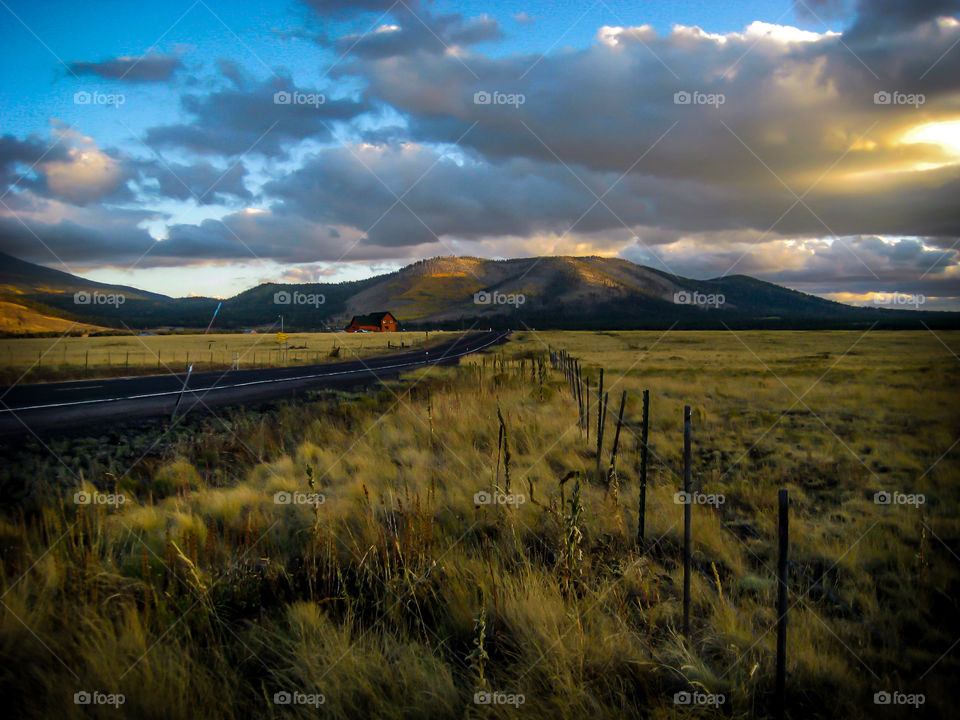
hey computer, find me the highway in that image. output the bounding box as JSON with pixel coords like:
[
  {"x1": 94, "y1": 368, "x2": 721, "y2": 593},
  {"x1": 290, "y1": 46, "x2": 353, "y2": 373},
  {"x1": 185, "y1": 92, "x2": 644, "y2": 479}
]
[{"x1": 0, "y1": 330, "x2": 510, "y2": 436}]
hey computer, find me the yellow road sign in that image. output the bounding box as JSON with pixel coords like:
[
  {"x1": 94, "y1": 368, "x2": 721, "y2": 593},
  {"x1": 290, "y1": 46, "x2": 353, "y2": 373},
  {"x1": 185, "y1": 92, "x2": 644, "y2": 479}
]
[{"x1": 276, "y1": 332, "x2": 289, "y2": 343}]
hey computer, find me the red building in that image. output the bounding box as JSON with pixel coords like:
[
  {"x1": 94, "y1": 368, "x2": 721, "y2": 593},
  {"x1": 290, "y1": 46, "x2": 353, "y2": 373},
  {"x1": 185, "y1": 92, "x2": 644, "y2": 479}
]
[{"x1": 345, "y1": 311, "x2": 399, "y2": 332}]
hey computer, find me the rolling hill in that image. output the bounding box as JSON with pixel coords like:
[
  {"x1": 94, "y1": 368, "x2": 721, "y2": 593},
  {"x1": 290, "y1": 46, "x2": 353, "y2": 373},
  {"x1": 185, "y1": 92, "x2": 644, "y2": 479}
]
[{"x1": 0, "y1": 252, "x2": 955, "y2": 334}]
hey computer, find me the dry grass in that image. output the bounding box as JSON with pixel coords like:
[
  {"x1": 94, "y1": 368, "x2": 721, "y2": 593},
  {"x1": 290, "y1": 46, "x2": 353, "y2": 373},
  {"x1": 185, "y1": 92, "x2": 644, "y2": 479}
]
[
  {"x1": 0, "y1": 299, "x2": 106, "y2": 336},
  {"x1": 0, "y1": 330, "x2": 457, "y2": 384},
  {"x1": 0, "y1": 329, "x2": 956, "y2": 718}
]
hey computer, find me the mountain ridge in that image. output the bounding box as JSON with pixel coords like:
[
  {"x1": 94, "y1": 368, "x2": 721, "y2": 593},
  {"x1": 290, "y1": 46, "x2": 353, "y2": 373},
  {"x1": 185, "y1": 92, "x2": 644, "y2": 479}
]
[{"x1": 0, "y1": 251, "x2": 954, "y2": 334}]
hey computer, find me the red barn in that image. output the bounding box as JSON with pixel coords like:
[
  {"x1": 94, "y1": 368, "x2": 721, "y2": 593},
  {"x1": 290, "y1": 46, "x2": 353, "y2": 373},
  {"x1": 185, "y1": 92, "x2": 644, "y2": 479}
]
[{"x1": 345, "y1": 311, "x2": 399, "y2": 332}]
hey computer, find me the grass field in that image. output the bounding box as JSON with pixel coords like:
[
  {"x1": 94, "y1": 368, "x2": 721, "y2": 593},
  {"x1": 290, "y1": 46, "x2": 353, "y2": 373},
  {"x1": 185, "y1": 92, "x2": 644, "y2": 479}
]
[
  {"x1": 0, "y1": 329, "x2": 957, "y2": 718},
  {"x1": 0, "y1": 330, "x2": 454, "y2": 384}
]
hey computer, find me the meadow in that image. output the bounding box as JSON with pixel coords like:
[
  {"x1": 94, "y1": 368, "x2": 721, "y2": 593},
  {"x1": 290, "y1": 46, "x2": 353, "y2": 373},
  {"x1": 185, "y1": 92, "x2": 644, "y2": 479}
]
[
  {"x1": 0, "y1": 329, "x2": 956, "y2": 718},
  {"x1": 0, "y1": 330, "x2": 450, "y2": 385}
]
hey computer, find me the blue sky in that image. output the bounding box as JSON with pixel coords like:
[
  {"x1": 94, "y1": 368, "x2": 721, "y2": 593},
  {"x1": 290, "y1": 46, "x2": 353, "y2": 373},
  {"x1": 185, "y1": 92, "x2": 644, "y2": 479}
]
[
  {"x1": 2, "y1": 0, "x2": 823, "y2": 141},
  {"x1": 1, "y1": 0, "x2": 958, "y2": 306}
]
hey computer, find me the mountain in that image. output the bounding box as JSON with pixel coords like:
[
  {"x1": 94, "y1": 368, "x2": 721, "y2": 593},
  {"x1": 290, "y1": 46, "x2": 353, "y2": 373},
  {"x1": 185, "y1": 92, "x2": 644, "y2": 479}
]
[
  {"x1": 0, "y1": 251, "x2": 216, "y2": 333},
  {"x1": 0, "y1": 252, "x2": 956, "y2": 335}
]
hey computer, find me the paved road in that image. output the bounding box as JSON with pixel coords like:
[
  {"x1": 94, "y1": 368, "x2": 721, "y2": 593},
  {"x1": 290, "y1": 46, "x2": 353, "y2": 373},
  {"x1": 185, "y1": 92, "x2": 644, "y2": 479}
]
[{"x1": 0, "y1": 330, "x2": 510, "y2": 436}]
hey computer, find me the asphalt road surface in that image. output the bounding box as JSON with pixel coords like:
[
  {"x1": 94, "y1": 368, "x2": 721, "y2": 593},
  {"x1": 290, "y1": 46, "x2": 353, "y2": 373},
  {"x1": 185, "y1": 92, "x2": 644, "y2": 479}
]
[{"x1": 0, "y1": 330, "x2": 511, "y2": 437}]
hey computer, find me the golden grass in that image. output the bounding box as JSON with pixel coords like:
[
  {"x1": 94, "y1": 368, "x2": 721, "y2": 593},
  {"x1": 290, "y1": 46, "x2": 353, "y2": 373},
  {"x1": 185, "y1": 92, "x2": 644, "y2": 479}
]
[
  {"x1": 0, "y1": 330, "x2": 459, "y2": 383},
  {"x1": 0, "y1": 299, "x2": 105, "y2": 335},
  {"x1": 0, "y1": 329, "x2": 957, "y2": 718}
]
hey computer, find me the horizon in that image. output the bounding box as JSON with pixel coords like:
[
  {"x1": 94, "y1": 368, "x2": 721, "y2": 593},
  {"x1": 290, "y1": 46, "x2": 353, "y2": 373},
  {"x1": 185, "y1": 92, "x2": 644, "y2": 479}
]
[{"x1": 1, "y1": 0, "x2": 959, "y2": 309}]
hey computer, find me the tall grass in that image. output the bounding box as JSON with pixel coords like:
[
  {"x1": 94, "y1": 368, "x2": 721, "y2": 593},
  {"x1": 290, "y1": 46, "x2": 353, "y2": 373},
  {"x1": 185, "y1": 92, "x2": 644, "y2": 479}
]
[{"x1": 0, "y1": 329, "x2": 956, "y2": 718}]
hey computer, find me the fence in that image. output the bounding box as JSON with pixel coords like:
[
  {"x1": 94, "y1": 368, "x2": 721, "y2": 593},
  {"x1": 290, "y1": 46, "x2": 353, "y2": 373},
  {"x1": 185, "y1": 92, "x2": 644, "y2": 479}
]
[{"x1": 549, "y1": 345, "x2": 794, "y2": 715}]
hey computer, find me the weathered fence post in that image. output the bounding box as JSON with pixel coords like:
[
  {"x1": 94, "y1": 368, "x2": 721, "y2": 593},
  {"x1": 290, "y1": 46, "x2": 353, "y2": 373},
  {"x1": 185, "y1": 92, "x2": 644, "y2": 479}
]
[
  {"x1": 574, "y1": 361, "x2": 579, "y2": 411},
  {"x1": 585, "y1": 378, "x2": 591, "y2": 443},
  {"x1": 608, "y1": 390, "x2": 627, "y2": 474},
  {"x1": 637, "y1": 388, "x2": 650, "y2": 546},
  {"x1": 596, "y1": 391, "x2": 608, "y2": 480},
  {"x1": 775, "y1": 488, "x2": 789, "y2": 720},
  {"x1": 683, "y1": 404, "x2": 692, "y2": 638}
]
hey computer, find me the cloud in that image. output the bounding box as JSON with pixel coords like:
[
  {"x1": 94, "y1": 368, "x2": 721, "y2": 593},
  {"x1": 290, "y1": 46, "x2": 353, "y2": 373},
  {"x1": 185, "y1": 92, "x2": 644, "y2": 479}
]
[
  {"x1": 0, "y1": 133, "x2": 71, "y2": 192},
  {"x1": 0, "y1": 124, "x2": 254, "y2": 208},
  {"x1": 263, "y1": 142, "x2": 590, "y2": 246},
  {"x1": 277, "y1": 263, "x2": 340, "y2": 282},
  {"x1": 144, "y1": 71, "x2": 369, "y2": 156},
  {"x1": 29, "y1": 126, "x2": 126, "y2": 205},
  {"x1": 3, "y1": 3, "x2": 960, "y2": 304},
  {"x1": 128, "y1": 157, "x2": 253, "y2": 205},
  {"x1": 844, "y1": 0, "x2": 960, "y2": 40},
  {"x1": 67, "y1": 54, "x2": 184, "y2": 82},
  {"x1": 306, "y1": 0, "x2": 502, "y2": 60}
]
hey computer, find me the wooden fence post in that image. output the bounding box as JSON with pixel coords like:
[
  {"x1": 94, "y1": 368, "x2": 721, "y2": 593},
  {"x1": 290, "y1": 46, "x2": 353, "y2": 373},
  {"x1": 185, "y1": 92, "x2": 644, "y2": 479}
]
[
  {"x1": 683, "y1": 404, "x2": 692, "y2": 638},
  {"x1": 595, "y1": 368, "x2": 604, "y2": 447},
  {"x1": 775, "y1": 488, "x2": 790, "y2": 720},
  {"x1": 608, "y1": 390, "x2": 627, "y2": 475},
  {"x1": 585, "y1": 378, "x2": 591, "y2": 443},
  {"x1": 637, "y1": 389, "x2": 650, "y2": 546},
  {"x1": 576, "y1": 363, "x2": 584, "y2": 429},
  {"x1": 596, "y1": 391, "x2": 608, "y2": 480}
]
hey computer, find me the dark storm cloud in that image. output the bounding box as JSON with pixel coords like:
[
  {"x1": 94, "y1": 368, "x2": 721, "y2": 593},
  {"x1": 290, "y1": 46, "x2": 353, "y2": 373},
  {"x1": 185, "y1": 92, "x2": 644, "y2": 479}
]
[
  {"x1": 844, "y1": 0, "x2": 960, "y2": 39},
  {"x1": 129, "y1": 158, "x2": 253, "y2": 205},
  {"x1": 0, "y1": 208, "x2": 158, "y2": 268},
  {"x1": 0, "y1": 134, "x2": 71, "y2": 191},
  {"x1": 258, "y1": 137, "x2": 960, "y2": 250},
  {"x1": 345, "y1": 23, "x2": 960, "y2": 179},
  {"x1": 67, "y1": 54, "x2": 184, "y2": 82},
  {"x1": 263, "y1": 143, "x2": 597, "y2": 246},
  {"x1": 313, "y1": 11, "x2": 960, "y2": 246},
  {"x1": 0, "y1": 199, "x2": 404, "y2": 269},
  {"x1": 144, "y1": 74, "x2": 369, "y2": 157}
]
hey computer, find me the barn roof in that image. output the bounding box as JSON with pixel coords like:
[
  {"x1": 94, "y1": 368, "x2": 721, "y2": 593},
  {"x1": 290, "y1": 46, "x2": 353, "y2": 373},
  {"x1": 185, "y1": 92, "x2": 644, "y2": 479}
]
[{"x1": 350, "y1": 311, "x2": 395, "y2": 325}]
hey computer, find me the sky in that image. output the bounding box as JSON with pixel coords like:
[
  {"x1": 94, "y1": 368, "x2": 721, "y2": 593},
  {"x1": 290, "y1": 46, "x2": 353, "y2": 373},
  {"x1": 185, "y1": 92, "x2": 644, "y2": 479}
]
[{"x1": 0, "y1": 0, "x2": 959, "y2": 308}]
